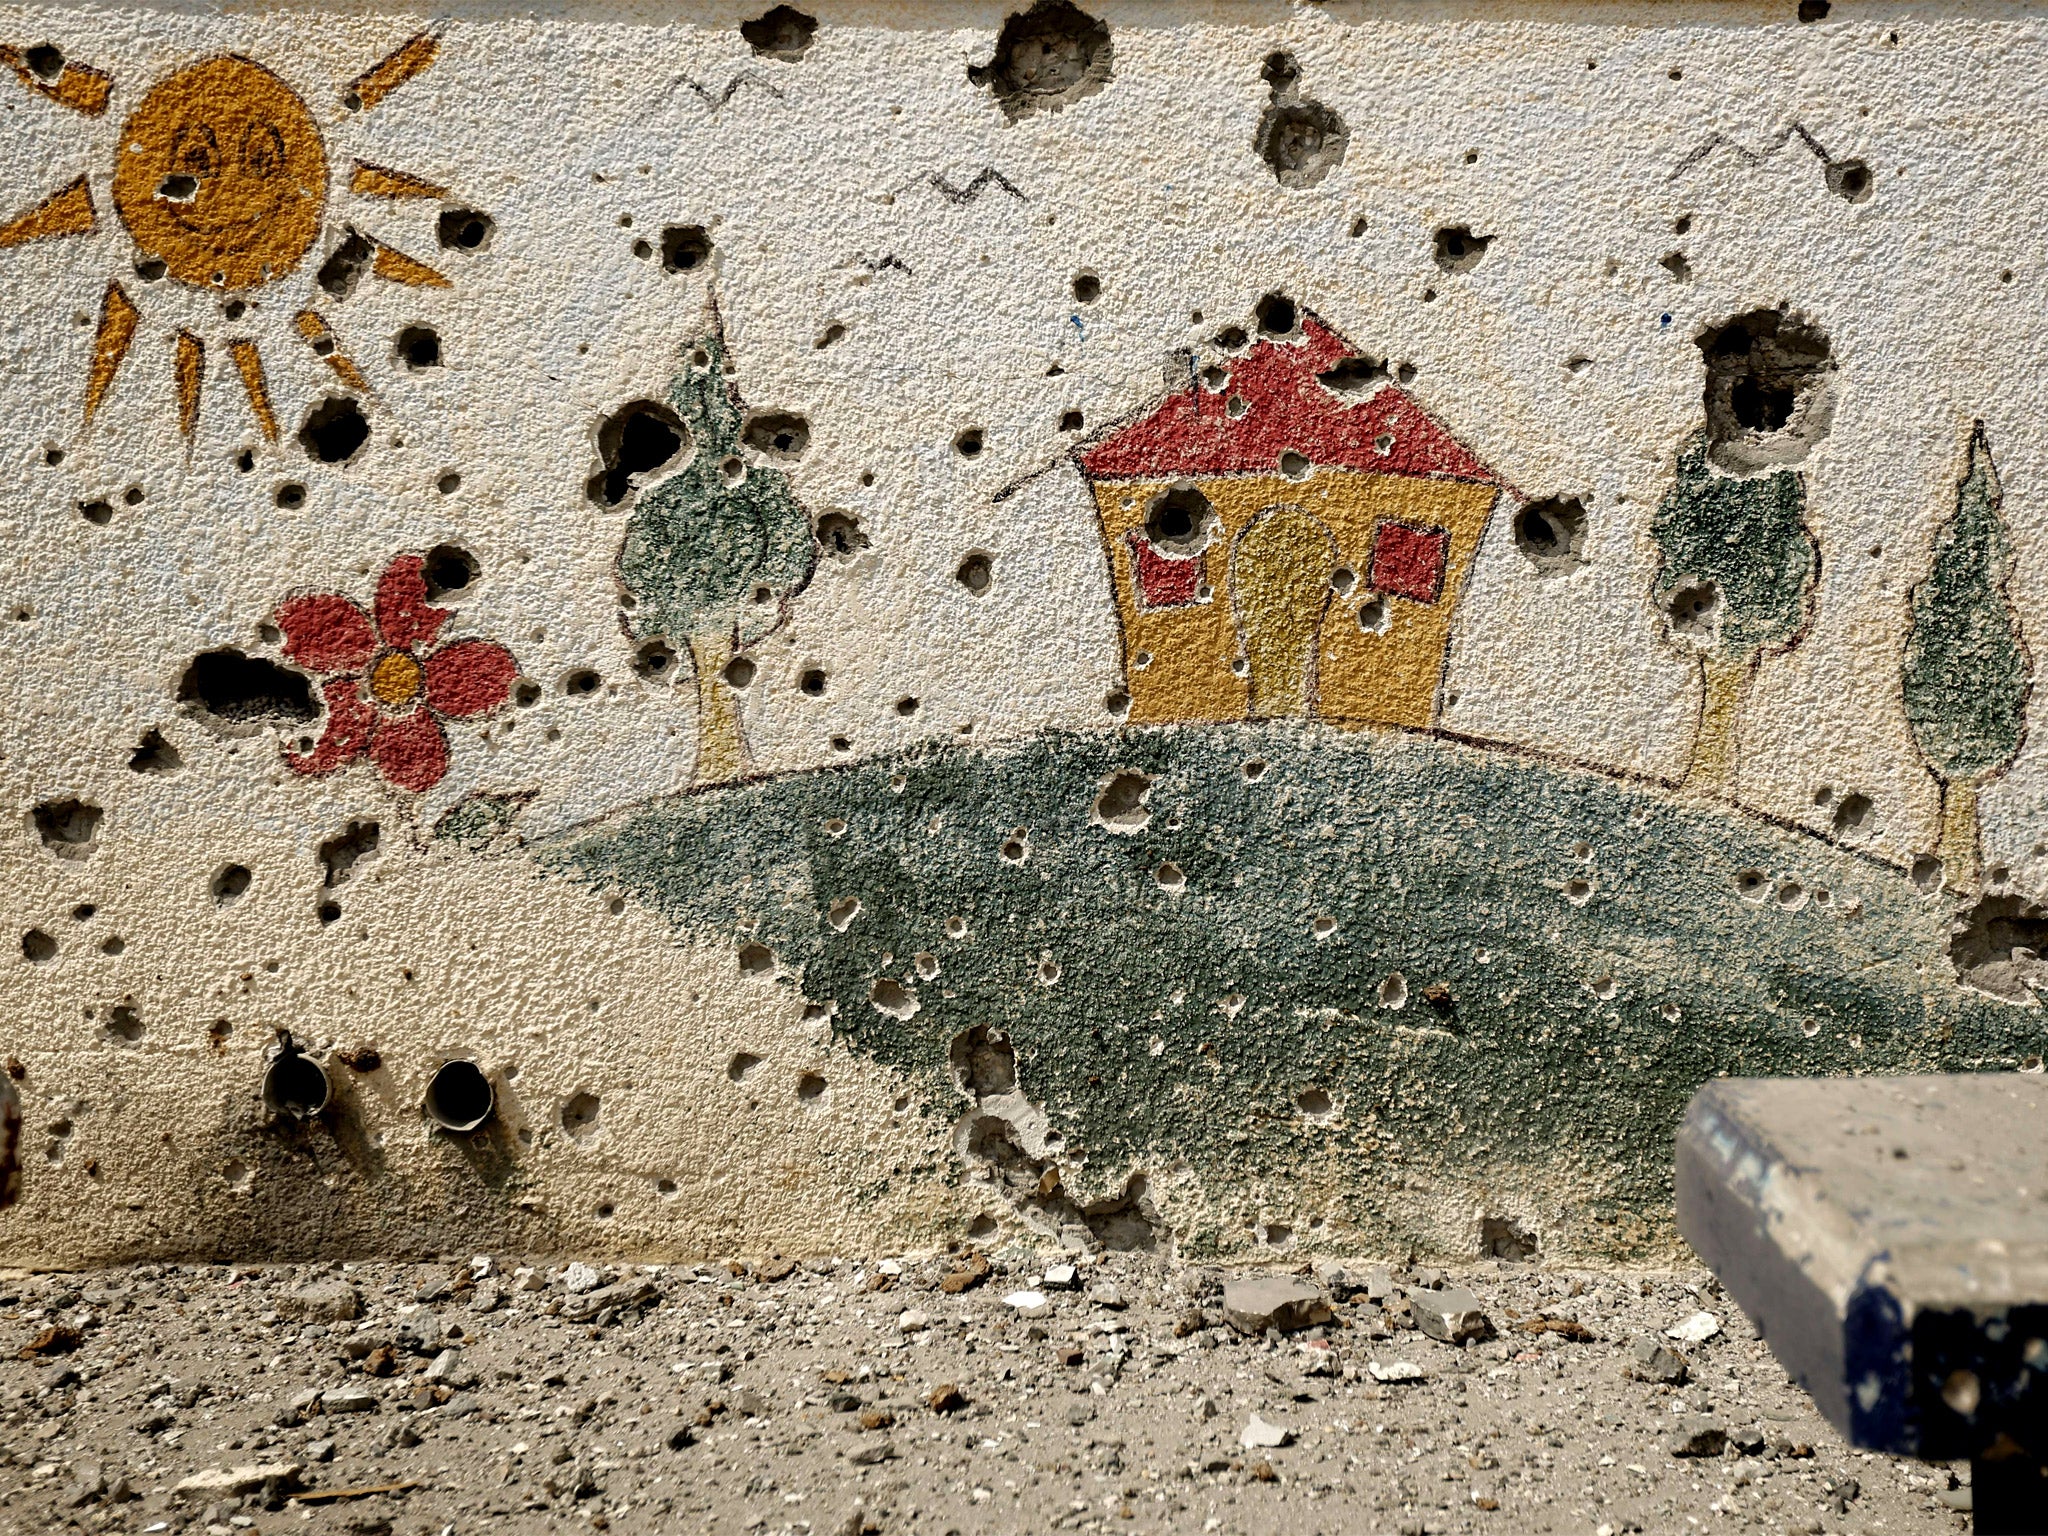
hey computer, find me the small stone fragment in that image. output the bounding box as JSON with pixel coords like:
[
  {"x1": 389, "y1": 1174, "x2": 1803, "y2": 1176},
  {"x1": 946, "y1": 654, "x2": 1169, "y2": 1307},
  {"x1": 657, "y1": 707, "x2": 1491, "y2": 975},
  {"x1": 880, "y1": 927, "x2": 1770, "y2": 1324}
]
[
  {"x1": 1629, "y1": 1336, "x2": 1690, "y2": 1384},
  {"x1": 1002, "y1": 1289, "x2": 1048, "y2": 1318},
  {"x1": 1412, "y1": 1286, "x2": 1495, "y2": 1345},
  {"x1": 281, "y1": 1279, "x2": 360, "y2": 1322},
  {"x1": 938, "y1": 1251, "x2": 990, "y2": 1294},
  {"x1": 1367, "y1": 1359, "x2": 1424, "y2": 1383},
  {"x1": 1667, "y1": 1416, "x2": 1728, "y2": 1457},
  {"x1": 1240, "y1": 1413, "x2": 1292, "y2": 1450},
  {"x1": 321, "y1": 1385, "x2": 378, "y2": 1414},
  {"x1": 171, "y1": 1463, "x2": 302, "y2": 1499},
  {"x1": 927, "y1": 1382, "x2": 968, "y2": 1413},
  {"x1": 562, "y1": 1262, "x2": 604, "y2": 1293},
  {"x1": 18, "y1": 1324, "x2": 83, "y2": 1358},
  {"x1": 1222, "y1": 1276, "x2": 1333, "y2": 1335},
  {"x1": 1042, "y1": 1263, "x2": 1080, "y2": 1290},
  {"x1": 848, "y1": 1440, "x2": 897, "y2": 1465},
  {"x1": 897, "y1": 1308, "x2": 931, "y2": 1333},
  {"x1": 1666, "y1": 1311, "x2": 1722, "y2": 1345}
]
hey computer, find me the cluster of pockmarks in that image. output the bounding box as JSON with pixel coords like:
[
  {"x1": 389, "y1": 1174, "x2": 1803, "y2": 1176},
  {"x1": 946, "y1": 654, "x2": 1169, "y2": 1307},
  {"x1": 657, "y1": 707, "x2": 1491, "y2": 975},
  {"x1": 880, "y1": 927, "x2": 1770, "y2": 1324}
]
[
  {"x1": 970, "y1": 0, "x2": 1111, "y2": 122},
  {"x1": 1254, "y1": 51, "x2": 1347, "y2": 190},
  {"x1": 1651, "y1": 310, "x2": 1828, "y2": 795},
  {"x1": 1670, "y1": 119, "x2": 1873, "y2": 204},
  {"x1": 602, "y1": 301, "x2": 817, "y2": 785},
  {"x1": 950, "y1": 1026, "x2": 1163, "y2": 1255}
]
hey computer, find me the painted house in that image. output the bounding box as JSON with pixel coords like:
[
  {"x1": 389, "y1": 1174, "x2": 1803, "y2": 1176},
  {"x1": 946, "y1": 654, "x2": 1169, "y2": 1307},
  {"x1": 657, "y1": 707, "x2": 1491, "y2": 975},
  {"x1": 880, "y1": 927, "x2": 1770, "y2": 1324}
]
[{"x1": 1076, "y1": 312, "x2": 1507, "y2": 729}]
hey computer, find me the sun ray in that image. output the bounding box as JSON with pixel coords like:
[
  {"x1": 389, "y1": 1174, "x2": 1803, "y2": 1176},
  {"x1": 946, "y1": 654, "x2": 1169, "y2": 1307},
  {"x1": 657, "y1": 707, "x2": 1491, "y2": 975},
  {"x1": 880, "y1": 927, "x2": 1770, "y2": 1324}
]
[
  {"x1": 370, "y1": 240, "x2": 450, "y2": 289},
  {"x1": 229, "y1": 339, "x2": 278, "y2": 442},
  {"x1": 295, "y1": 310, "x2": 370, "y2": 393},
  {"x1": 83, "y1": 281, "x2": 137, "y2": 426},
  {"x1": 343, "y1": 31, "x2": 438, "y2": 114},
  {"x1": 173, "y1": 331, "x2": 204, "y2": 438},
  {"x1": 349, "y1": 161, "x2": 448, "y2": 200},
  {"x1": 0, "y1": 44, "x2": 112, "y2": 116},
  {"x1": 0, "y1": 175, "x2": 95, "y2": 249}
]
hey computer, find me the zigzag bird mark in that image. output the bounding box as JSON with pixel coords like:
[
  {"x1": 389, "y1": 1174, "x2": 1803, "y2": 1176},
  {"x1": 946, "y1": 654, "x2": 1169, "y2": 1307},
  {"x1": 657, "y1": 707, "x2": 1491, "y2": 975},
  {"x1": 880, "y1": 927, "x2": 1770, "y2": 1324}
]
[
  {"x1": 1670, "y1": 120, "x2": 1837, "y2": 181},
  {"x1": 926, "y1": 168, "x2": 1027, "y2": 205},
  {"x1": 662, "y1": 72, "x2": 787, "y2": 110}
]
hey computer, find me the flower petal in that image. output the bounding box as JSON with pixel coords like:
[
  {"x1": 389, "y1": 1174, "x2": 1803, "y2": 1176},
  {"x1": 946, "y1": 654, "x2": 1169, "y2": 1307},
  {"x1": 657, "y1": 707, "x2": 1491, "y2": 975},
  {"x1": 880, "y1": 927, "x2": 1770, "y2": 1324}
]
[
  {"x1": 374, "y1": 554, "x2": 449, "y2": 653},
  {"x1": 425, "y1": 639, "x2": 519, "y2": 719},
  {"x1": 369, "y1": 707, "x2": 450, "y2": 793},
  {"x1": 283, "y1": 677, "x2": 374, "y2": 777},
  {"x1": 275, "y1": 594, "x2": 375, "y2": 675}
]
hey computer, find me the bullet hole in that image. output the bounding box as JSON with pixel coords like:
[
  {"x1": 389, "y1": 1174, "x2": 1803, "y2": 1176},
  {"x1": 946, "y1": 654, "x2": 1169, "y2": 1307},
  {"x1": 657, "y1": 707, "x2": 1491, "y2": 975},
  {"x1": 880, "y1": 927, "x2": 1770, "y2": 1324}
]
[
  {"x1": 276, "y1": 482, "x2": 306, "y2": 508},
  {"x1": 1378, "y1": 972, "x2": 1408, "y2": 1009},
  {"x1": 395, "y1": 324, "x2": 441, "y2": 370},
  {"x1": 298, "y1": 397, "x2": 370, "y2": 465},
  {"x1": 134, "y1": 255, "x2": 168, "y2": 282},
  {"x1": 588, "y1": 399, "x2": 689, "y2": 506},
  {"x1": 954, "y1": 428, "x2": 985, "y2": 458},
  {"x1": 814, "y1": 322, "x2": 846, "y2": 349},
  {"x1": 1065, "y1": 272, "x2": 1104, "y2": 309},
  {"x1": 722, "y1": 655, "x2": 757, "y2": 688},
  {"x1": 828, "y1": 896, "x2": 862, "y2": 930},
  {"x1": 127, "y1": 728, "x2": 182, "y2": 775},
  {"x1": 1259, "y1": 1222, "x2": 1294, "y2": 1249},
  {"x1": 1832, "y1": 792, "x2": 1875, "y2": 844},
  {"x1": 1735, "y1": 868, "x2": 1768, "y2": 900},
  {"x1": 632, "y1": 238, "x2": 652, "y2": 260},
  {"x1": 721, "y1": 457, "x2": 747, "y2": 487},
  {"x1": 315, "y1": 827, "x2": 379, "y2": 907},
  {"x1": 744, "y1": 411, "x2": 810, "y2": 459},
  {"x1": 563, "y1": 668, "x2": 602, "y2": 697},
  {"x1": 1278, "y1": 450, "x2": 1311, "y2": 480},
  {"x1": 870, "y1": 976, "x2": 918, "y2": 1019},
  {"x1": 895, "y1": 696, "x2": 919, "y2": 717},
  {"x1": 236, "y1": 450, "x2": 255, "y2": 472},
  {"x1": 735, "y1": 941, "x2": 777, "y2": 977},
  {"x1": 1564, "y1": 877, "x2": 1594, "y2": 905},
  {"x1": 424, "y1": 1059, "x2": 495, "y2": 1133},
  {"x1": 1297, "y1": 1087, "x2": 1333, "y2": 1117},
  {"x1": 740, "y1": 3, "x2": 817, "y2": 59},
  {"x1": 263, "y1": 1044, "x2": 330, "y2": 1120},
  {"x1": 315, "y1": 231, "x2": 373, "y2": 298},
  {"x1": 1664, "y1": 580, "x2": 1721, "y2": 644},
  {"x1": 1144, "y1": 483, "x2": 1214, "y2": 554},
  {"x1": 79, "y1": 498, "x2": 112, "y2": 525},
  {"x1": 945, "y1": 914, "x2": 969, "y2": 939},
  {"x1": 623, "y1": 639, "x2": 674, "y2": 682},
  {"x1": 1798, "y1": 0, "x2": 1829, "y2": 20},
  {"x1": 1433, "y1": 225, "x2": 1492, "y2": 273},
  {"x1": 1036, "y1": 956, "x2": 1062, "y2": 986},
  {"x1": 437, "y1": 208, "x2": 495, "y2": 252},
  {"x1": 99, "y1": 935, "x2": 123, "y2": 956},
  {"x1": 211, "y1": 864, "x2": 252, "y2": 906},
  {"x1": 1256, "y1": 93, "x2": 1348, "y2": 189},
  {"x1": 814, "y1": 510, "x2": 869, "y2": 559},
  {"x1": 1776, "y1": 879, "x2": 1807, "y2": 910},
  {"x1": 104, "y1": 1005, "x2": 144, "y2": 1045},
  {"x1": 956, "y1": 552, "x2": 994, "y2": 594},
  {"x1": 1950, "y1": 893, "x2": 2048, "y2": 1003},
  {"x1": 796, "y1": 1072, "x2": 828, "y2": 1103},
  {"x1": 1241, "y1": 759, "x2": 1268, "y2": 784},
  {"x1": 1255, "y1": 293, "x2": 1298, "y2": 337},
  {"x1": 32, "y1": 799, "x2": 102, "y2": 861},
  {"x1": 1660, "y1": 251, "x2": 1692, "y2": 284},
  {"x1": 970, "y1": 0, "x2": 1113, "y2": 122},
  {"x1": 1481, "y1": 1215, "x2": 1539, "y2": 1261},
  {"x1": 1330, "y1": 567, "x2": 1357, "y2": 598},
  {"x1": 74, "y1": 903, "x2": 96, "y2": 919},
  {"x1": 1358, "y1": 596, "x2": 1389, "y2": 634},
  {"x1": 513, "y1": 680, "x2": 541, "y2": 707},
  {"x1": 1092, "y1": 770, "x2": 1153, "y2": 833},
  {"x1": 21, "y1": 929, "x2": 56, "y2": 964},
  {"x1": 999, "y1": 829, "x2": 1031, "y2": 864},
  {"x1": 1826, "y1": 159, "x2": 1872, "y2": 203},
  {"x1": 561, "y1": 1091, "x2": 602, "y2": 1144},
  {"x1": 1514, "y1": 497, "x2": 1589, "y2": 575},
  {"x1": 1910, "y1": 854, "x2": 1945, "y2": 894},
  {"x1": 1318, "y1": 355, "x2": 1389, "y2": 396},
  {"x1": 1698, "y1": 309, "x2": 1835, "y2": 471},
  {"x1": 660, "y1": 224, "x2": 714, "y2": 274},
  {"x1": 727, "y1": 1052, "x2": 764, "y2": 1083},
  {"x1": 1104, "y1": 689, "x2": 1130, "y2": 718},
  {"x1": 789, "y1": 666, "x2": 826, "y2": 699},
  {"x1": 1155, "y1": 862, "x2": 1185, "y2": 892},
  {"x1": 23, "y1": 42, "x2": 62, "y2": 78},
  {"x1": 1213, "y1": 325, "x2": 1250, "y2": 352}
]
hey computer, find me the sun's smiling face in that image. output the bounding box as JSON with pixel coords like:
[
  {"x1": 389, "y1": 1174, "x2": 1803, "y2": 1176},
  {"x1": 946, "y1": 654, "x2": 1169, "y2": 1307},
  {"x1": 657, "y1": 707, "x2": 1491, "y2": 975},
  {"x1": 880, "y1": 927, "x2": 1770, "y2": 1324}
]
[{"x1": 112, "y1": 57, "x2": 327, "y2": 291}]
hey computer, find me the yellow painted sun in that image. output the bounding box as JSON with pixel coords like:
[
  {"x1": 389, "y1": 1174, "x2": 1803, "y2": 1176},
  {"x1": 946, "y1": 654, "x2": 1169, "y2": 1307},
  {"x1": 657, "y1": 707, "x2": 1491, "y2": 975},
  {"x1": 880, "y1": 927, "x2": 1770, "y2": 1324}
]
[{"x1": 0, "y1": 32, "x2": 459, "y2": 444}]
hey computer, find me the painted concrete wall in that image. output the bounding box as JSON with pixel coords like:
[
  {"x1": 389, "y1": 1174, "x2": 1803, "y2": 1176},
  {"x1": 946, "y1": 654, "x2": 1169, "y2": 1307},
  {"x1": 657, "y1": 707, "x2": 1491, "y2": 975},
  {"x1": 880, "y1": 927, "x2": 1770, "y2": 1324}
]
[{"x1": 3, "y1": 0, "x2": 2045, "y2": 1267}]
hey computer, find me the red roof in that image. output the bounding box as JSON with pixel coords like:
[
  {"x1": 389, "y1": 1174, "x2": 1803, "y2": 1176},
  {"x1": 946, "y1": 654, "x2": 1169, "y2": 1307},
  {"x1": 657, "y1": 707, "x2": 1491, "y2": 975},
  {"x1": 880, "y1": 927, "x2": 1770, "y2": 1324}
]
[{"x1": 1078, "y1": 312, "x2": 1498, "y2": 486}]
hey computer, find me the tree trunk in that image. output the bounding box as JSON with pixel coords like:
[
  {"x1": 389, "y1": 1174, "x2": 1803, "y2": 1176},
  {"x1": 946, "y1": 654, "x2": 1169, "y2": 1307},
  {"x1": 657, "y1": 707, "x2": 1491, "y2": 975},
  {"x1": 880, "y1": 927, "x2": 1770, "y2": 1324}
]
[
  {"x1": 687, "y1": 633, "x2": 746, "y2": 785},
  {"x1": 1684, "y1": 651, "x2": 1755, "y2": 795},
  {"x1": 1937, "y1": 778, "x2": 1981, "y2": 895}
]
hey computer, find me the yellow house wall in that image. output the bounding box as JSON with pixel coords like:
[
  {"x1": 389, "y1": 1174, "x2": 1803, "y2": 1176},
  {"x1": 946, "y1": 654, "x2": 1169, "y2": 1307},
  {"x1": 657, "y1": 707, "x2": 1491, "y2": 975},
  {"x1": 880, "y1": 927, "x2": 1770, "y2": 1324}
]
[{"x1": 1090, "y1": 469, "x2": 1500, "y2": 729}]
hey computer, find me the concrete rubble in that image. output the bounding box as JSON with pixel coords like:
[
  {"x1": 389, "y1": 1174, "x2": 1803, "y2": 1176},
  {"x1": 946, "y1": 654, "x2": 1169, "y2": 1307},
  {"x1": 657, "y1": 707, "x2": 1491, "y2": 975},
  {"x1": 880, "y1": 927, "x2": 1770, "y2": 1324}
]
[{"x1": 0, "y1": 1251, "x2": 1973, "y2": 1533}]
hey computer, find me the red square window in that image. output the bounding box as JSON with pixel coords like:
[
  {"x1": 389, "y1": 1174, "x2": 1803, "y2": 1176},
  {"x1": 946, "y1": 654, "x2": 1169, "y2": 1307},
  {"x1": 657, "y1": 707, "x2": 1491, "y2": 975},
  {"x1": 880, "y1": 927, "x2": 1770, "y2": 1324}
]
[
  {"x1": 1127, "y1": 530, "x2": 1204, "y2": 609},
  {"x1": 1370, "y1": 521, "x2": 1450, "y2": 605}
]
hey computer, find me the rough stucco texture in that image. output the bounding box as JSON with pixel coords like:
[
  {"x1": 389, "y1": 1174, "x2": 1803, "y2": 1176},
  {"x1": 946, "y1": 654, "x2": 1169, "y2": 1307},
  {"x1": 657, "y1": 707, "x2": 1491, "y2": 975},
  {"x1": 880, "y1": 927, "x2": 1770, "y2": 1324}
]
[{"x1": 3, "y1": 1, "x2": 2046, "y2": 1267}]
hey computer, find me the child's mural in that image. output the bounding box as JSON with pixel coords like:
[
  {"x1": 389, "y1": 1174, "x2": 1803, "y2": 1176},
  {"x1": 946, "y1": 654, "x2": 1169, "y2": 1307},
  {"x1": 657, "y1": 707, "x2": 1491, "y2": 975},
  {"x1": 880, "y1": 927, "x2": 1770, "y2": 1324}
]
[
  {"x1": 1077, "y1": 309, "x2": 1503, "y2": 731},
  {"x1": 3, "y1": 6, "x2": 2046, "y2": 1268}
]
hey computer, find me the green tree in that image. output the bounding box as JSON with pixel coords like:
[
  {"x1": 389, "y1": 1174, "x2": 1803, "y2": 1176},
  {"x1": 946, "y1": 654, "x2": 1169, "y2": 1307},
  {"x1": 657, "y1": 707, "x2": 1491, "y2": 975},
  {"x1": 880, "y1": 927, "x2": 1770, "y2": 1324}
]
[
  {"x1": 1902, "y1": 423, "x2": 2032, "y2": 891},
  {"x1": 1651, "y1": 430, "x2": 1817, "y2": 792},
  {"x1": 617, "y1": 316, "x2": 815, "y2": 784}
]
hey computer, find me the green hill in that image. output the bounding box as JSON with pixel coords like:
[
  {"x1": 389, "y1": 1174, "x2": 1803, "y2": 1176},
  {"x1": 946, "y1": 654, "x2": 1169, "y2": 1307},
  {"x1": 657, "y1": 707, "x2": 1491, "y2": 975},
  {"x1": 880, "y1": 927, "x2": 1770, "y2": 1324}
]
[{"x1": 549, "y1": 723, "x2": 2041, "y2": 1260}]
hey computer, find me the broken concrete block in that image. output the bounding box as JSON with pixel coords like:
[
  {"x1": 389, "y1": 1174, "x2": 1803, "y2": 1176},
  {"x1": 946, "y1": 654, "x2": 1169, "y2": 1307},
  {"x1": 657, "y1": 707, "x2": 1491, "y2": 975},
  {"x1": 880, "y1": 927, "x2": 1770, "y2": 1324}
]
[
  {"x1": 280, "y1": 1279, "x2": 359, "y2": 1322},
  {"x1": 1628, "y1": 1336, "x2": 1690, "y2": 1385},
  {"x1": 1412, "y1": 1286, "x2": 1496, "y2": 1345},
  {"x1": 1666, "y1": 1417, "x2": 1728, "y2": 1458},
  {"x1": 561, "y1": 1279, "x2": 657, "y2": 1322},
  {"x1": 1222, "y1": 1276, "x2": 1332, "y2": 1335},
  {"x1": 1240, "y1": 1413, "x2": 1291, "y2": 1449},
  {"x1": 171, "y1": 1462, "x2": 302, "y2": 1499},
  {"x1": 319, "y1": 1385, "x2": 378, "y2": 1414}
]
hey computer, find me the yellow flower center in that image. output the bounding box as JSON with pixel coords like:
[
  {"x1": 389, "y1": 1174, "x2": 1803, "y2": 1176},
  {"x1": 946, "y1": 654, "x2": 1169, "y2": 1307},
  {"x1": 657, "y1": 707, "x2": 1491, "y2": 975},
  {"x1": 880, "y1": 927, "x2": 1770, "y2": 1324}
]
[{"x1": 369, "y1": 650, "x2": 424, "y2": 707}]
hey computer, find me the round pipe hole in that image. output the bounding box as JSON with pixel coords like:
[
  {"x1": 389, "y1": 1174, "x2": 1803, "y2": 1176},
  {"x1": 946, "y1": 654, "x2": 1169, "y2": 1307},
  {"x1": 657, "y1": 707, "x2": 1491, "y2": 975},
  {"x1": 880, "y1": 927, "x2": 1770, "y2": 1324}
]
[
  {"x1": 424, "y1": 1059, "x2": 495, "y2": 1133},
  {"x1": 262, "y1": 1048, "x2": 331, "y2": 1120}
]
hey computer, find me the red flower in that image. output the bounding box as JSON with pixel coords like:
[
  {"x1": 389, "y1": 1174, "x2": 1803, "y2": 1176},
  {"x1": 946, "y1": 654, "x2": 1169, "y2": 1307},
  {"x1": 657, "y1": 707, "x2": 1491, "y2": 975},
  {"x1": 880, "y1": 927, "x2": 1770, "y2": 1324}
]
[{"x1": 275, "y1": 555, "x2": 519, "y2": 793}]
